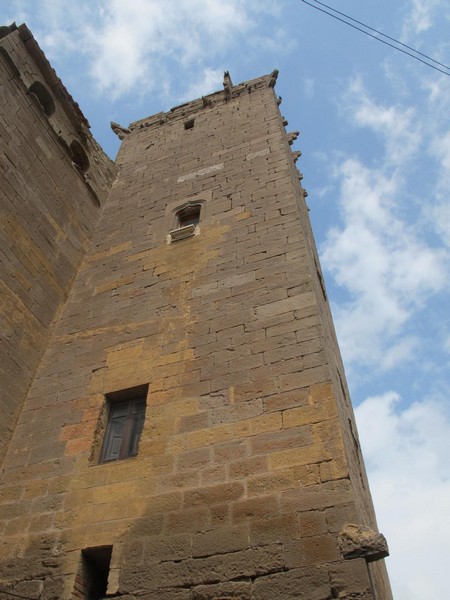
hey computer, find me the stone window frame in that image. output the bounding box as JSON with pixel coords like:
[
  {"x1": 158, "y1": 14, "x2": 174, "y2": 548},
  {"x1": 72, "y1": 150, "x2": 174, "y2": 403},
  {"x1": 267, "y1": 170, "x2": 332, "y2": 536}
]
[
  {"x1": 99, "y1": 385, "x2": 148, "y2": 464},
  {"x1": 70, "y1": 139, "x2": 90, "y2": 173},
  {"x1": 166, "y1": 191, "x2": 211, "y2": 244},
  {"x1": 28, "y1": 80, "x2": 55, "y2": 116}
]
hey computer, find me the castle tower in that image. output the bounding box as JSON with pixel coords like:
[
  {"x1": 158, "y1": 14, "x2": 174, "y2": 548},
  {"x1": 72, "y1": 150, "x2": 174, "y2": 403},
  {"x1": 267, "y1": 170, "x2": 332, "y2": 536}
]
[{"x1": 0, "y1": 25, "x2": 392, "y2": 600}]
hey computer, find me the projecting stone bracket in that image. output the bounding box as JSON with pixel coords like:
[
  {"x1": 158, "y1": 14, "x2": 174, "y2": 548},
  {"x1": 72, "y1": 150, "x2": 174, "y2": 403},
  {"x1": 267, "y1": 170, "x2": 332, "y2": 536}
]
[
  {"x1": 223, "y1": 71, "x2": 233, "y2": 101},
  {"x1": 338, "y1": 524, "x2": 389, "y2": 563},
  {"x1": 268, "y1": 68, "x2": 279, "y2": 87},
  {"x1": 110, "y1": 121, "x2": 131, "y2": 140},
  {"x1": 287, "y1": 131, "x2": 300, "y2": 145}
]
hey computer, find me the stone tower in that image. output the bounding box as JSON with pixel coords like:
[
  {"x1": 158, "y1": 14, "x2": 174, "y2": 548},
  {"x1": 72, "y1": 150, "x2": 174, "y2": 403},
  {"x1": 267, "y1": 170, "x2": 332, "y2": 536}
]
[{"x1": 0, "y1": 24, "x2": 392, "y2": 600}]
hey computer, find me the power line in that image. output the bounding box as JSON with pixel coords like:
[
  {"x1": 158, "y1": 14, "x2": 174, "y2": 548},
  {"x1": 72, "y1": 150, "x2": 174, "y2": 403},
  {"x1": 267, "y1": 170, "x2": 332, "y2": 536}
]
[
  {"x1": 301, "y1": 0, "x2": 450, "y2": 77},
  {"x1": 314, "y1": 0, "x2": 450, "y2": 70}
]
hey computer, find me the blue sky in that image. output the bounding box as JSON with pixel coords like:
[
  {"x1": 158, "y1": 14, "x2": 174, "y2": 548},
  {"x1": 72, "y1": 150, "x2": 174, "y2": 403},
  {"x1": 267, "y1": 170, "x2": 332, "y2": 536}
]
[{"x1": 2, "y1": 1, "x2": 450, "y2": 597}]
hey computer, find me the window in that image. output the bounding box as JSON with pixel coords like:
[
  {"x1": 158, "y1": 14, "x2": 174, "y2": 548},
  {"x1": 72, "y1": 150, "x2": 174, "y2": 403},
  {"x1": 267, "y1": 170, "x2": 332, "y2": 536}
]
[
  {"x1": 70, "y1": 140, "x2": 90, "y2": 173},
  {"x1": 169, "y1": 203, "x2": 202, "y2": 242},
  {"x1": 29, "y1": 81, "x2": 55, "y2": 116},
  {"x1": 100, "y1": 388, "x2": 147, "y2": 463},
  {"x1": 184, "y1": 118, "x2": 195, "y2": 130},
  {"x1": 177, "y1": 204, "x2": 201, "y2": 228}
]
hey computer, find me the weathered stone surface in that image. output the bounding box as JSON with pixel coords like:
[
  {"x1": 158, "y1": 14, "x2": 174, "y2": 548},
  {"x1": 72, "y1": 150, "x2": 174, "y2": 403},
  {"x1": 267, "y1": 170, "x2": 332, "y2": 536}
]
[
  {"x1": 252, "y1": 566, "x2": 331, "y2": 600},
  {"x1": 338, "y1": 524, "x2": 389, "y2": 562},
  {"x1": 191, "y1": 581, "x2": 252, "y2": 600},
  {"x1": 0, "y1": 24, "x2": 391, "y2": 600}
]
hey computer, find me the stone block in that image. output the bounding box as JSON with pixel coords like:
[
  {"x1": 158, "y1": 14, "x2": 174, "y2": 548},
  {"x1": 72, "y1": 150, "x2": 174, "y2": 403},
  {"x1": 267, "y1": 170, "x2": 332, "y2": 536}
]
[
  {"x1": 252, "y1": 566, "x2": 331, "y2": 600},
  {"x1": 247, "y1": 464, "x2": 320, "y2": 497},
  {"x1": 165, "y1": 507, "x2": 211, "y2": 534},
  {"x1": 192, "y1": 582, "x2": 252, "y2": 599},
  {"x1": 281, "y1": 480, "x2": 354, "y2": 514},
  {"x1": 231, "y1": 495, "x2": 279, "y2": 523},
  {"x1": 213, "y1": 440, "x2": 249, "y2": 464},
  {"x1": 192, "y1": 525, "x2": 250, "y2": 557},
  {"x1": 250, "y1": 513, "x2": 297, "y2": 546},
  {"x1": 298, "y1": 510, "x2": 328, "y2": 537},
  {"x1": 250, "y1": 425, "x2": 312, "y2": 455},
  {"x1": 228, "y1": 455, "x2": 268, "y2": 479},
  {"x1": 284, "y1": 534, "x2": 341, "y2": 568},
  {"x1": 176, "y1": 447, "x2": 212, "y2": 472},
  {"x1": 142, "y1": 533, "x2": 193, "y2": 564},
  {"x1": 184, "y1": 482, "x2": 245, "y2": 507}
]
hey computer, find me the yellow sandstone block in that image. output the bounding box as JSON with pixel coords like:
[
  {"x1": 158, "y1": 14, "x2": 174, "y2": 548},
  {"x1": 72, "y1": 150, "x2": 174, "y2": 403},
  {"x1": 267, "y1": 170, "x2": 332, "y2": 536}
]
[
  {"x1": 320, "y1": 458, "x2": 349, "y2": 482},
  {"x1": 247, "y1": 464, "x2": 321, "y2": 497},
  {"x1": 269, "y1": 442, "x2": 331, "y2": 470},
  {"x1": 157, "y1": 349, "x2": 195, "y2": 366},
  {"x1": 309, "y1": 381, "x2": 334, "y2": 402},
  {"x1": 85, "y1": 241, "x2": 131, "y2": 264},
  {"x1": 22, "y1": 479, "x2": 48, "y2": 499},
  {"x1": 283, "y1": 398, "x2": 337, "y2": 429},
  {"x1": 106, "y1": 342, "x2": 144, "y2": 366},
  {"x1": 150, "y1": 397, "x2": 199, "y2": 421},
  {"x1": 249, "y1": 412, "x2": 282, "y2": 435},
  {"x1": 311, "y1": 418, "x2": 343, "y2": 443}
]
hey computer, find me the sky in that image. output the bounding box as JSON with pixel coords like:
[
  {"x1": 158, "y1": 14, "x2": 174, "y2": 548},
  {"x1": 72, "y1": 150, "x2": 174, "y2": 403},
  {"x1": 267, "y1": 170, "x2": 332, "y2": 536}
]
[{"x1": 2, "y1": 1, "x2": 450, "y2": 597}]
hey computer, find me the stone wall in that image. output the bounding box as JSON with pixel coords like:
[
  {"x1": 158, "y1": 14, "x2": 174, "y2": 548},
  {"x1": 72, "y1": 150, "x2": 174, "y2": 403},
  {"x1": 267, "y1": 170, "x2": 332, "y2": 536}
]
[
  {"x1": 0, "y1": 24, "x2": 116, "y2": 464},
  {"x1": 0, "y1": 47, "x2": 391, "y2": 599}
]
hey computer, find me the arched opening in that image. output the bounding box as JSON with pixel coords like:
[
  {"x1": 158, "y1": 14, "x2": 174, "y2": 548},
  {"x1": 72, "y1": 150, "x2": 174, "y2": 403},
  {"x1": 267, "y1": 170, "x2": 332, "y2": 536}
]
[
  {"x1": 28, "y1": 81, "x2": 55, "y2": 116},
  {"x1": 176, "y1": 203, "x2": 201, "y2": 228},
  {"x1": 70, "y1": 140, "x2": 90, "y2": 173}
]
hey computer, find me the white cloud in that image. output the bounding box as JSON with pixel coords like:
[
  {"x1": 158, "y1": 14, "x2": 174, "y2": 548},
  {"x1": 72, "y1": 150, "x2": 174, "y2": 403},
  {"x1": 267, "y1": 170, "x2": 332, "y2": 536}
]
[
  {"x1": 355, "y1": 391, "x2": 450, "y2": 599},
  {"x1": 342, "y1": 78, "x2": 422, "y2": 165},
  {"x1": 179, "y1": 67, "x2": 224, "y2": 103},
  {"x1": 321, "y1": 157, "x2": 446, "y2": 371},
  {"x1": 403, "y1": 0, "x2": 443, "y2": 35},
  {"x1": 4, "y1": 0, "x2": 284, "y2": 100},
  {"x1": 78, "y1": 0, "x2": 280, "y2": 99}
]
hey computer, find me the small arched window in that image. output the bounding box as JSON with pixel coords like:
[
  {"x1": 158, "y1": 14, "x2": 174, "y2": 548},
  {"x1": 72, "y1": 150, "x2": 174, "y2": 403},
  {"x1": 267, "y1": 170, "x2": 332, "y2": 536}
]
[
  {"x1": 176, "y1": 204, "x2": 201, "y2": 228},
  {"x1": 70, "y1": 140, "x2": 90, "y2": 173},
  {"x1": 28, "y1": 81, "x2": 55, "y2": 116},
  {"x1": 169, "y1": 202, "x2": 202, "y2": 242}
]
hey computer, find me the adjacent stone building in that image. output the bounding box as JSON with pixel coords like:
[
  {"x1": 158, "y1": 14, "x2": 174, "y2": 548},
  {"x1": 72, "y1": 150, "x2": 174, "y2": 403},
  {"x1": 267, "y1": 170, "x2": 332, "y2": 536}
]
[{"x1": 0, "y1": 23, "x2": 392, "y2": 600}]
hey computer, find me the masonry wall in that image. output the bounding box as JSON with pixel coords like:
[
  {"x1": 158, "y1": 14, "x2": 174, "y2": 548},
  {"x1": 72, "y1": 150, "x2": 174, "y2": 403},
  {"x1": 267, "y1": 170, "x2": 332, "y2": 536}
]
[
  {"x1": 0, "y1": 67, "x2": 391, "y2": 599},
  {"x1": 0, "y1": 24, "x2": 116, "y2": 464}
]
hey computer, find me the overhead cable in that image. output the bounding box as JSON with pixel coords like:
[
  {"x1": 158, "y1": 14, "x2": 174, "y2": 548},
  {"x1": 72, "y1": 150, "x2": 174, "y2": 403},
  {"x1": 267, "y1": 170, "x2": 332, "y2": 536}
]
[{"x1": 301, "y1": 0, "x2": 450, "y2": 77}]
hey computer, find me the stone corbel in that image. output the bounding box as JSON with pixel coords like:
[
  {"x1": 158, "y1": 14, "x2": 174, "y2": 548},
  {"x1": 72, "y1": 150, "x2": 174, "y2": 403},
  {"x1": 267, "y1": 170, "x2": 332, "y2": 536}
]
[
  {"x1": 110, "y1": 121, "x2": 131, "y2": 140},
  {"x1": 338, "y1": 524, "x2": 389, "y2": 563},
  {"x1": 292, "y1": 150, "x2": 302, "y2": 163},
  {"x1": 268, "y1": 69, "x2": 279, "y2": 88},
  {"x1": 223, "y1": 71, "x2": 233, "y2": 101},
  {"x1": 287, "y1": 131, "x2": 300, "y2": 145}
]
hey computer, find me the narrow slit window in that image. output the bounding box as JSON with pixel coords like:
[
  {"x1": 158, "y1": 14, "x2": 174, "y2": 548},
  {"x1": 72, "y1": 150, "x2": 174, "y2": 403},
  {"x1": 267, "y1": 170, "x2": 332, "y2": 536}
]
[{"x1": 100, "y1": 387, "x2": 147, "y2": 463}]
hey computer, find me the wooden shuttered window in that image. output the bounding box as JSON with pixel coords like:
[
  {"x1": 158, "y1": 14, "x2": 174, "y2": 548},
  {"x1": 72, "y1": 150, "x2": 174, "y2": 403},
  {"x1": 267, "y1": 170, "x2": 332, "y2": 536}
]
[{"x1": 100, "y1": 396, "x2": 146, "y2": 463}]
